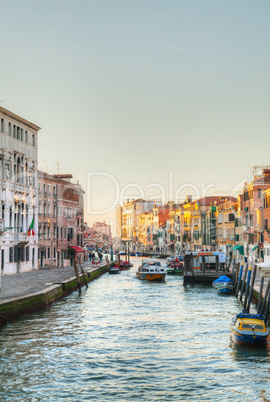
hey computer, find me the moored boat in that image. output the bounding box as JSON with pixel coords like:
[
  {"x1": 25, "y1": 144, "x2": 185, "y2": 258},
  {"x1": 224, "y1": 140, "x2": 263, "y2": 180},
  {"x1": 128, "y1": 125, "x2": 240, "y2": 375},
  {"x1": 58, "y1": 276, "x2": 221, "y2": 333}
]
[
  {"x1": 230, "y1": 312, "x2": 269, "y2": 346},
  {"x1": 115, "y1": 261, "x2": 132, "y2": 270},
  {"x1": 217, "y1": 283, "x2": 234, "y2": 294},
  {"x1": 213, "y1": 276, "x2": 234, "y2": 294},
  {"x1": 166, "y1": 261, "x2": 183, "y2": 275},
  {"x1": 136, "y1": 259, "x2": 166, "y2": 281},
  {"x1": 109, "y1": 266, "x2": 120, "y2": 274}
]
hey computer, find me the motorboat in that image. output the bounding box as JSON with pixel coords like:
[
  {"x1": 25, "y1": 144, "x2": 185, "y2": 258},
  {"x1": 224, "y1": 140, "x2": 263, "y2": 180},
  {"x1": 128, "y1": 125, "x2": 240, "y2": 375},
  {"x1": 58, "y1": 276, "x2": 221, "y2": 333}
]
[
  {"x1": 212, "y1": 276, "x2": 234, "y2": 294},
  {"x1": 109, "y1": 266, "x2": 120, "y2": 274},
  {"x1": 166, "y1": 255, "x2": 183, "y2": 266},
  {"x1": 166, "y1": 260, "x2": 183, "y2": 275},
  {"x1": 230, "y1": 312, "x2": 269, "y2": 345},
  {"x1": 136, "y1": 259, "x2": 166, "y2": 281},
  {"x1": 217, "y1": 283, "x2": 234, "y2": 294},
  {"x1": 115, "y1": 260, "x2": 132, "y2": 270}
]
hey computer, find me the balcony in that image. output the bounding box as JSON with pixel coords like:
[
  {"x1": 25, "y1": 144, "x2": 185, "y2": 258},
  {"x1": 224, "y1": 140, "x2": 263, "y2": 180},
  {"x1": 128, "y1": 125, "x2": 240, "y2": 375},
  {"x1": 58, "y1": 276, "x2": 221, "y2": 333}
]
[
  {"x1": 15, "y1": 183, "x2": 25, "y2": 193},
  {"x1": 9, "y1": 232, "x2": 29, "y2": 245},
  {"x1": 0, "y1": 179, "x2": 7, "y2": 190}
]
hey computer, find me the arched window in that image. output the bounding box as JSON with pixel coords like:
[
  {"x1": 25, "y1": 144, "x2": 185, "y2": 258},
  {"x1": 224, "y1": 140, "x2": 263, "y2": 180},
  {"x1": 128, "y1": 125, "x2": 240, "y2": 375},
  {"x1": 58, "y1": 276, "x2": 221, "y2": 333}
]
[{"x1": 16, "y1": 157, "x2": 21, "y2": 183}]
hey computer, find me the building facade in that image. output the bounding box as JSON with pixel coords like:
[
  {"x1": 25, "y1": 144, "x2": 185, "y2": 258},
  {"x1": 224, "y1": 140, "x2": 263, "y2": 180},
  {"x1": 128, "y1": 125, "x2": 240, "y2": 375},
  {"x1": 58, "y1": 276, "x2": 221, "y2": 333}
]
[
  {"x1": 241, "y1": 169, "x2": 270, "y2": 260},
  {"x1": 37, "y1": 171, "x2": 84, "y2": 268},
  {"x1": 263, "y1": 187, "x2": 270, "y2": 261},
  {"x1": 121, "y1": 199, "x2": 155, "y2": 243},
  {"x1": 0, "y1": 107, "x2": 40, "y2": 275}
]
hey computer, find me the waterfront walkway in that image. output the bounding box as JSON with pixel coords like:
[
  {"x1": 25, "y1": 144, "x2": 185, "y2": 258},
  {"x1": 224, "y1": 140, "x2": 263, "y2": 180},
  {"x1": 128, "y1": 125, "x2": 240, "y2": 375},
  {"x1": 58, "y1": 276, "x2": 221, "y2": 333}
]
[{"x1": 0, "y1": 262, "x2": 104, "y2": 303}]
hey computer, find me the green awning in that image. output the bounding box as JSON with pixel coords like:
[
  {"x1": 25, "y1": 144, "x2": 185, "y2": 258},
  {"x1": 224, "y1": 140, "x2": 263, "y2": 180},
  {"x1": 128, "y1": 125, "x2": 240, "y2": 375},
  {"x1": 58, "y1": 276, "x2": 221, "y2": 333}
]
[
  {"x1": 244, "y1": 207, "x2": 248, "y2": 211},
  {"x1": 252, "y1": 245, "x2": 258, "y2": 251},
  {"x1": 232, "y1": 245, "x2": 244, "y2": 255},
  {"x1": 226, "y1": 244, "x2": 231, "y2": 247}
]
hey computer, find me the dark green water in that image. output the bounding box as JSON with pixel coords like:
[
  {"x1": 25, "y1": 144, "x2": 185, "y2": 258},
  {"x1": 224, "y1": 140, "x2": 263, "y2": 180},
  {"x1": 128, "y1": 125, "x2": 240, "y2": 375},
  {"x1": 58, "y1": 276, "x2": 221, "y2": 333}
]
[{"x1": 1, "y1": 258, "x2": 270, "y2": 401}]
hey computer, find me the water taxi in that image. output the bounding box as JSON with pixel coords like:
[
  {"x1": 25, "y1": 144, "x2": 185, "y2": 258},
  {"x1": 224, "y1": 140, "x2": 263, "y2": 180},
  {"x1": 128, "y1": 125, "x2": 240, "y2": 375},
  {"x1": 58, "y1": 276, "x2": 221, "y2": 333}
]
[
  {"x1": 230, "y1": 312, "x2": 269, "y2": 345},
  {"x1": 136, "y1": 259, "x2": 166, "y2": 281}
]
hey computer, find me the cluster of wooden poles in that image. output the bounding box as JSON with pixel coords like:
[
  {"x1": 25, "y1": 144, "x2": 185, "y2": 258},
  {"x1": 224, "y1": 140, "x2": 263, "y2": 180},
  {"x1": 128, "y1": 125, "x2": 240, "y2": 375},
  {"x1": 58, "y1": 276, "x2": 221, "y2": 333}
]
[{"x1": 232, "y1": 259, "x2": 270, "y2": 324}]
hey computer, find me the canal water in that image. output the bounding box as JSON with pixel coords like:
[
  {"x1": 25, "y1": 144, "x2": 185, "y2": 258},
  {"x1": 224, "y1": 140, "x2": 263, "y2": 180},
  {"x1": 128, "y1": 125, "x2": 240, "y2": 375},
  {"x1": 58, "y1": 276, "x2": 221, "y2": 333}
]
[{"x1": 0, "y1": 258, "x2": 270, "y2": 401}]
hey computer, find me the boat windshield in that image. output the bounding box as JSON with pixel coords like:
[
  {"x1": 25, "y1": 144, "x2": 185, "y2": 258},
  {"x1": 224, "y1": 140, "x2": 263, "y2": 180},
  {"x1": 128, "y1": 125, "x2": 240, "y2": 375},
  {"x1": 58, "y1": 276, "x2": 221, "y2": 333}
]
[
  {"x1": 242, "y1": 324, "x2": 264, "y2": 330},
  {"x1": 142, "y1": 261, "x2": 161, "y2": 267}
]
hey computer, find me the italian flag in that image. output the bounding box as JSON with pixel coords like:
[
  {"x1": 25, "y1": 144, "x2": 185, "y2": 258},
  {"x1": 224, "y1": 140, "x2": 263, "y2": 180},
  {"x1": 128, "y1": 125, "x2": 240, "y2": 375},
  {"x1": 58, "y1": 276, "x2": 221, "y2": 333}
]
[{"x1": 28, "y1": 218, "x2": 35, "y2": 236}]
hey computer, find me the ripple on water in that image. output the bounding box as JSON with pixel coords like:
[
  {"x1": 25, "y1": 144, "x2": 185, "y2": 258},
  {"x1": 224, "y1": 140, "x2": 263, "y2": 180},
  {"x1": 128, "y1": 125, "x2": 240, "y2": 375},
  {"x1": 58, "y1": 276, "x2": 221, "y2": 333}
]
[{"x1": 0, "y1": 260, "x2": 270, "y2": 401}]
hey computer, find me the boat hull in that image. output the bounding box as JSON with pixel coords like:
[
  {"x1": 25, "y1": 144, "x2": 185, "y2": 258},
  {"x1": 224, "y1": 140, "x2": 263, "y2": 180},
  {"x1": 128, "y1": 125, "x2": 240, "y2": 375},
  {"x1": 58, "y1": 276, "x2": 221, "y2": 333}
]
[
  {"x1": 217, "y1": 285, "x2": 234, "y2": 294},
  {"x1": 136, "y1": 272, "x2": 166, "y2": 281},
  {"x1": 230, "y1": 326, "x2": 268, "y2": 345},
  {"x1": 166, "y1": 269, "x2": 183, "y2": 275},
  {"x1": 109, "y1": 268, "x2": 120, "y2": 274}
]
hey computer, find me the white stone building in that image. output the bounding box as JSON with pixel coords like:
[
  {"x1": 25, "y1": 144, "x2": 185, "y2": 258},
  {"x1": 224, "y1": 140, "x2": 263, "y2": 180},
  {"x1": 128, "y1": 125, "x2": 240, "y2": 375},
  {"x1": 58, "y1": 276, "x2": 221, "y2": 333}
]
[{"x1": 0, "y1": 107, "x2": 40, "y2": 276}]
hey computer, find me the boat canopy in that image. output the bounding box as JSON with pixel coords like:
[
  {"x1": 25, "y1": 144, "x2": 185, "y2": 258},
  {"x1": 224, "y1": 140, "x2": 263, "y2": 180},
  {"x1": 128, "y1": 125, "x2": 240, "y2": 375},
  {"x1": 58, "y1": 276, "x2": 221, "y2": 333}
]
[
  {"x1": 212, "y1": 276, "x2": 232, "y2": 284},
  {"x1": 236, "y1": 313, "x2": 264, "y2": 320}
]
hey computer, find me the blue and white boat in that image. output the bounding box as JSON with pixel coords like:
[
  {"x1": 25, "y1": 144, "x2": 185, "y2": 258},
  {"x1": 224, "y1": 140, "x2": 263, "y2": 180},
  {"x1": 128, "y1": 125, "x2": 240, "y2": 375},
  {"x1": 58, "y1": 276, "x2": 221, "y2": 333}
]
[
  {"x1": 212, "y1": 276, "x2": 234, "y2": 294},
  {"x1": 230, "y1": 312, "x2": 269, "y2": 345}
]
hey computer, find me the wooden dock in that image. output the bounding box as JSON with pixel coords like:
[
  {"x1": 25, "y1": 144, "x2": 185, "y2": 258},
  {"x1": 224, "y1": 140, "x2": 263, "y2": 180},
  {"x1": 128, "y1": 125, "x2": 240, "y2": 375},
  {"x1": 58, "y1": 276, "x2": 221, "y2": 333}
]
[
  {"x1": 184, "y1": 270, "x2": 232, "y2": 285},
  {"x1": 183, "y1": 253, "x2": 232, "y2": 285}
]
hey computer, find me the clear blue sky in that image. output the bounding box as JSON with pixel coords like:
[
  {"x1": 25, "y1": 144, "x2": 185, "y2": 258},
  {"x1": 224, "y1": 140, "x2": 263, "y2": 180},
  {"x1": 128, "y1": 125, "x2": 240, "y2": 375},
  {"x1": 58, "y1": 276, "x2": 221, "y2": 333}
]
[{"x1": 1, "y1": 0, "x2": 270, "y2": 226}]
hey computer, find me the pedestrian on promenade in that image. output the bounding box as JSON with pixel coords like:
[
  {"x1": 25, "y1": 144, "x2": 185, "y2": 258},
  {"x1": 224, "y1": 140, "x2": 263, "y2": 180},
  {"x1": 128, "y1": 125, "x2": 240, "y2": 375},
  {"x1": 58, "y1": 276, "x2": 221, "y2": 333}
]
[{"x1": 98, "y1": 252, "x2": 103, "y2": 263}]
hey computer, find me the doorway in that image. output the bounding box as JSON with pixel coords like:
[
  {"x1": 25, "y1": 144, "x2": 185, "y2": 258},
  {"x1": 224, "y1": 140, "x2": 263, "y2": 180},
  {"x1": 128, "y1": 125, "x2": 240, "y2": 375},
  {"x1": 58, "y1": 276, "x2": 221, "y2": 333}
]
[
  {"x1": 40, "y1": 250, "x2": 44, "y2": 267},
  {"x1": 17, "y1": 247, "x2": 21, "y2": 273},
  {"x1": 1, "y1": 249, "x2": 4, "y2": 273}
]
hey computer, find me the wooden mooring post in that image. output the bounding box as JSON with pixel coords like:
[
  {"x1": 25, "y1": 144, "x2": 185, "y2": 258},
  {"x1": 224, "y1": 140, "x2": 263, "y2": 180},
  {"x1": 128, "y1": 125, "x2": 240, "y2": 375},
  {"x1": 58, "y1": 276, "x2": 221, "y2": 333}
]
[
  {"x1": 259, "y1": 279, "x2": 270, "y2": 316},
  {"x1": 105, "y1": 256, "x2": 110, "y2": 271},
  {"x1": 239, "y1": 263, "x2": 248, "y2": 302},
  {"x1": 235, "y1": 262, "x2": 244, "y2": 296},
  {"x1": 183, "y1": 254, "x2": 194, "y2": 286},
  {"x1": 74, "y1": 257, "x2": 82, "y2": 294},
  {"x1": 78, "y1": 255, "x2": 88, "y2": 289},
  {"x1": 215, "y1": 255, "x2": 219, "y2": 273},
  {"x1": 264, "y1": 287, "x2": 270, "y2": 325},
  {"x1": 246, "y1": 264, "x2": 257, "y2": 312},
  {"x1": 243, "y1": 266, "x2": 252, "y2": 309},
  {"x1": 231, "y1": 258, "x2": 236, "y2": 283},
  {"x1": 257, "y1": 276, "x2": 265, "y2": 314}
]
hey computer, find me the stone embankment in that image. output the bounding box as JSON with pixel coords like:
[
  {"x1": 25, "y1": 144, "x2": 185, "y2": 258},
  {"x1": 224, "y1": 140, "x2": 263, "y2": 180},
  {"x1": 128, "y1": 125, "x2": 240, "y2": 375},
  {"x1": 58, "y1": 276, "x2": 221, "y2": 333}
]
[{"x1": 0, "y1": 262, "x2": 108, "y2": 328}]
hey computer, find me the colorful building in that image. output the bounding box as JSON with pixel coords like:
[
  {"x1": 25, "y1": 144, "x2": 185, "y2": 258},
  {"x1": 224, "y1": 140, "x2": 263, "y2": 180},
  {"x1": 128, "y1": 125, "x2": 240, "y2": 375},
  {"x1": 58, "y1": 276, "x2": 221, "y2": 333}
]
[
  {"x1": 37, "y1": 171, "x2": 84, "y2": 268},
  {"x1": 241, "y1": 168, "x2": 270, "y2": 260}
]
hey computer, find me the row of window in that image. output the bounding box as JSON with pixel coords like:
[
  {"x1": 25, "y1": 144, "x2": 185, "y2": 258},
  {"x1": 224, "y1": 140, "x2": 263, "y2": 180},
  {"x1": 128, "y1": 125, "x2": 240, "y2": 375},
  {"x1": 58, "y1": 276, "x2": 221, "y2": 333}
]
[
  {"x1": 9, "y1": 246, "x2": 30, "y2": 263},
  {"x1": 0, "y1": 118, "x2": 36, "y2": 146},
  {"x1": 264, "y1": 196, "x2": 270, "y2": 209},
  {"x1": 38, "y1": 183, "x2": 56, "y2": 196},
  {"x1": 38, "y1": 202, "x2": 77, "y2": 218},
  {"x1": 38, "y1": 225, "x2": 74, "y2": 240}
]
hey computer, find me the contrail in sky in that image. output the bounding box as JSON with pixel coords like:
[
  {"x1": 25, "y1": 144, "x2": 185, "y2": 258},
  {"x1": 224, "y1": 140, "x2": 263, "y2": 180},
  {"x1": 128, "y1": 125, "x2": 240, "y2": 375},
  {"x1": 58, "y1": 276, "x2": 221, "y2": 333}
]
[{"x1": 164, "y1": 44, "x2": 189, "y2": 53}]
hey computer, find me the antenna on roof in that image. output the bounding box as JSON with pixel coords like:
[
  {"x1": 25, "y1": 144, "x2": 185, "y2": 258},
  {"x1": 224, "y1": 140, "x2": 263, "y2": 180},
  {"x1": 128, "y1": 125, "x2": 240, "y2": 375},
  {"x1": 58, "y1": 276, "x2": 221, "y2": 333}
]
[{"x1": 44, "y1": 160, "x2": 48, "y2": 173}]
